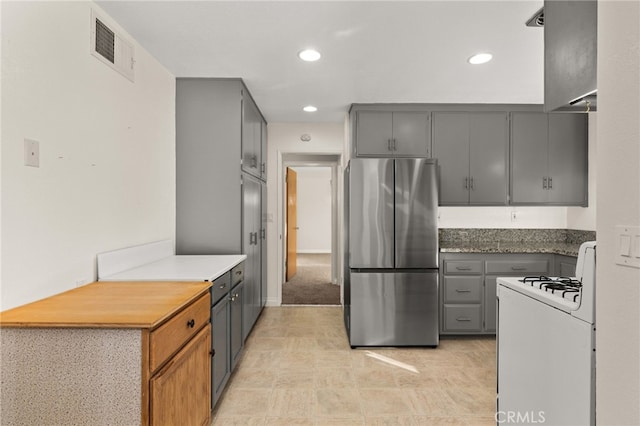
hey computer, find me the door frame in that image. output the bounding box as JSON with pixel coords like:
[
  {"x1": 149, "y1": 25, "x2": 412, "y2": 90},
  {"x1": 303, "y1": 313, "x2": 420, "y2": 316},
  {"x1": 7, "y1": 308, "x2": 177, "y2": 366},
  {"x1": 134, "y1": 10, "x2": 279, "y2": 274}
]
[{"x1": 278, "y1": 152, "x2": 343, "y2": 305}]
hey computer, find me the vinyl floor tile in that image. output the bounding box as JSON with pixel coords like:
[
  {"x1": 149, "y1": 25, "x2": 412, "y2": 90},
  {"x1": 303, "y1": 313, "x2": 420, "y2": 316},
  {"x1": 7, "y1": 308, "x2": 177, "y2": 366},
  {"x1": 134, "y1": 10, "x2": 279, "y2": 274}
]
[{"x1": 211, "y1": 307, "x2": 496, "y2": 425}]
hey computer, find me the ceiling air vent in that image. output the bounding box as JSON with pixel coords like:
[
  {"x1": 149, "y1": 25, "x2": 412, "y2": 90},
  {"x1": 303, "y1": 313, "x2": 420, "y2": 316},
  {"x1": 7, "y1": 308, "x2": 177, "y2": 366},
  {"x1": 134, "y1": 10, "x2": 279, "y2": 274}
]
[
  {"x1": 90, "y1": 9, "x2": 135, "y2": 82},
  {"x1": 526, "y1": 7, "x2": 544, "y2": 27}
]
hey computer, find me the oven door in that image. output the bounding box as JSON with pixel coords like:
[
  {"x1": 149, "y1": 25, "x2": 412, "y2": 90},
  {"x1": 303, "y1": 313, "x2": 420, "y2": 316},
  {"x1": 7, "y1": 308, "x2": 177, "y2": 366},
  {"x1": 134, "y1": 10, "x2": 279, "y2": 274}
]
[{"x1": 497, "y1": 284, "x2": 595, "y2": 425}]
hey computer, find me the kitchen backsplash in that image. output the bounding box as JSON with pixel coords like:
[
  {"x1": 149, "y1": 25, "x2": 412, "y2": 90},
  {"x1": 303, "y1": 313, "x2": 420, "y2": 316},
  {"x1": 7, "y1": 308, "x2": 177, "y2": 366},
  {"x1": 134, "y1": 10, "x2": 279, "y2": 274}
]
[{"x1": 439, "y1": 228, "x2": 596, "y2": 245}]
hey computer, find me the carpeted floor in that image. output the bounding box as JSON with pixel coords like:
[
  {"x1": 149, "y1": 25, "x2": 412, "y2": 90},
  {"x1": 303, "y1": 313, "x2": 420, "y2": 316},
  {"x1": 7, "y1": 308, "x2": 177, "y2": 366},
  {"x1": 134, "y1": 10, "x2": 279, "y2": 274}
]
[{"x1": 282, "y1": 253, "x2": 340, "y2": 305}]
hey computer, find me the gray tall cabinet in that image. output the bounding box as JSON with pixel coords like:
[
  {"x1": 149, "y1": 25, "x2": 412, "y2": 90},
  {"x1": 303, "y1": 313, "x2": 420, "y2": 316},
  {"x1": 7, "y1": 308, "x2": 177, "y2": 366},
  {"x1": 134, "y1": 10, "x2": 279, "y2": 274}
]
[{"x1": 176, "y1": 78, "x2": 267, "y2": 346}]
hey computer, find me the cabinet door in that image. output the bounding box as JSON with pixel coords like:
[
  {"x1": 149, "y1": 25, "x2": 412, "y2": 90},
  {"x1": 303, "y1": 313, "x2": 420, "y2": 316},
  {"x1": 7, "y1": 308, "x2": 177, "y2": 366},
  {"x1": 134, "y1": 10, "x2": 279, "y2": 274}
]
[
  {"x1": 484, "y1": 276, "x2": 498, "y2": 332},
  {"x1": 150, "y1": 325, "x2": 211, "y2": 426},
  {"x1": 260, "y1": 119, "x2": 268, "y2": 181},
  {"x1": 392, "y1": 112, "x2": 430, "y2": 157},
  {"x1": 432, "y1": 112, "x2": 470, "y2": 204},
  {"x1": 242, "y1": 94, "x2": 262, "y2": 178},
  {"x1": 469, "y1": 113, "x2": 508, "y2": 205},
  {"x1": 260, "y1": 183, "x2": 267, "y2": 308},
  {"x1": 242, "y1": 174, "x2": 261, "y2": 341},
  {"x1": 230, "y1": 282, "x2": 244, "y2": 369},
  {"x1": 547, "y1": 114, "x2": 588, "y2": 205},
  {"x1": 211, "y1": 298, "x2": 230, "y2": 407},
  {"x1": 511, "y1": 112, "x2": 549, "y2": 204},
  {"x1": 355, "y1": 111, "x2": 394, "y2": 156}
]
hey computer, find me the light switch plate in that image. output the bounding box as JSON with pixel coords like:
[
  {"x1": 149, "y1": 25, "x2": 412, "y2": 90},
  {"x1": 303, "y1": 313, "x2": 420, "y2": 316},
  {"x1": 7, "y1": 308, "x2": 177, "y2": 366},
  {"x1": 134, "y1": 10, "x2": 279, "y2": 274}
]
[
  {"x1": 24, "y1": 139, "x2": 40, "y2": 167},
  {"x1": 615, "y1": 225, "x2": 640, "y2": 269}
]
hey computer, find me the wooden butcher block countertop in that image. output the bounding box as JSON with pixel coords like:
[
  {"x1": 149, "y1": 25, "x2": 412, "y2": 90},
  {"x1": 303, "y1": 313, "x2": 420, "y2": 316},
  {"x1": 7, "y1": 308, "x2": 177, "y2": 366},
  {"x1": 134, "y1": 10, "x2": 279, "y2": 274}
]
[{"x1": 0, "y1": 281, "x2": 211, "y2": 329}]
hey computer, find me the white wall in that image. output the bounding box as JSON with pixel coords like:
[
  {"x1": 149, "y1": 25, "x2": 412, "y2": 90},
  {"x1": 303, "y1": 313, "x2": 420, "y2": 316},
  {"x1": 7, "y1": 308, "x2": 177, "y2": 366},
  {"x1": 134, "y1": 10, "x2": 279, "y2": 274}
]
[
  {"x1": 567, "y1": 114, "x2": 597, "y2": 231},
  {"x1": 266, "y1": 122, "x2": 345, "y2": 305},
  {"x1": 292, "y1": 167, "x2": 332, "y2": 253},
  {"x1": 596, "y1": 2, "x2": 640, "y2": 424},
  {"x1": 1, "y1": 2, "x2": 176, "y2": 310}
]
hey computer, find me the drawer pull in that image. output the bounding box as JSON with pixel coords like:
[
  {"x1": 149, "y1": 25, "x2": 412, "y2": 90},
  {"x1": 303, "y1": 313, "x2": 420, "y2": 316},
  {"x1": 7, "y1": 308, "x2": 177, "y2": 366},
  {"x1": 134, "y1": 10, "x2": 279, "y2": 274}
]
[
  {"x1": 455, "y1": 289, "x2": 472, "y2": 293},
  {"x1": 235, "y1": 271, "x2": 242, "y2": 275},
  {"x1": 511, "y1": 267, "x2": 527, "y2": 271},
  {"x1": 455, "y1": 266, "x2": 472, "y2": 271},
  {"x1": 456, "y1": 317, "x2": 472, "y2": 322},
  {"x1": 219, "y1": 283, "x2": 227, "y2": 289},
  {"x1": 187, "y1": 319, "x2": 196, "y2": 328},
  {"x1": 210, "y1": 349, "x2": 215, "y2": 357}
]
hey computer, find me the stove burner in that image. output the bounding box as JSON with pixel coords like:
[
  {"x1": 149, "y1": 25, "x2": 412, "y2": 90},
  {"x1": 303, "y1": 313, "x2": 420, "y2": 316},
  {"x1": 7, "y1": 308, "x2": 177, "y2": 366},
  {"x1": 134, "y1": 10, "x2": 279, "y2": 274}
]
[{"x1": 518, "y1": 275, "x2": 583, "y2": 303}]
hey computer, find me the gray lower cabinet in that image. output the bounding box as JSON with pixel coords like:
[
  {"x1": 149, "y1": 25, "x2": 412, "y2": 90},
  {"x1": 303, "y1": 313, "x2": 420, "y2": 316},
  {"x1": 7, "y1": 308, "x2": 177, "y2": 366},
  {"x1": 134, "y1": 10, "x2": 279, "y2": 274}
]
[
  {"x1": 354, "y1": 110, "x2": 431, "y2": 157},
  {"x1": 440, "y1": 253, "x2": 553, "y2": 334},
  {"x1": 211, "y1": 264, "x2": 245, "y2": 409},
  {"x1": 433, "y1": 112, "x2": 508, "y2": 205},
  {"x1": 176, "y1": 78, "x2": 266, "y2": 346},
  {"x1": 511, "y1": 112, "x2": 588, "y2": 205},
  {"x1": 555, "y1": 254, "x2": 578, "y2": 277}
]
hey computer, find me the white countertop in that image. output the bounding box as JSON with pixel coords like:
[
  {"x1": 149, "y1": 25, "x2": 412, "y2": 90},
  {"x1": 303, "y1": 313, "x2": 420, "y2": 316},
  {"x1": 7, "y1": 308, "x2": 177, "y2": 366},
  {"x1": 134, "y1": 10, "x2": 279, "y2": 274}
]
[{"x1": 100, "y1": 255, "x2": 246, "y2": 282}]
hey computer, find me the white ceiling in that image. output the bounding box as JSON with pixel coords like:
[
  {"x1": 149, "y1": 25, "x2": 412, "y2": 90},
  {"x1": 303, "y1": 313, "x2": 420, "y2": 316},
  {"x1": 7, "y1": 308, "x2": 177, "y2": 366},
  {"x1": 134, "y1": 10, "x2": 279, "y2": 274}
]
[{"x1": 97, "y1": 0, "x2": 545, "y2": 123}]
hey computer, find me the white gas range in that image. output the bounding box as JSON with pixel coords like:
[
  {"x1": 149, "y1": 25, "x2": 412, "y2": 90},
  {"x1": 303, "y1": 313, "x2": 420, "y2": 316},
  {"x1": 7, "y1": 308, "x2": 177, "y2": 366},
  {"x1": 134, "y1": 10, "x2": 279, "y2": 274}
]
[{"x1": 497, "y1": 241, "x2": 596, "y2": 426}]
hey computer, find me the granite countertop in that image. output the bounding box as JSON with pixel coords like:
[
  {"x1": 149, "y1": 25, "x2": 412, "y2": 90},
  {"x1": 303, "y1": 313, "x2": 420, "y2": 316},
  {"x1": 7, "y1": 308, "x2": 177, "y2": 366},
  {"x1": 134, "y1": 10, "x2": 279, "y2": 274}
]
[{"x1": 440, "y1": 242, "x2": 581, "y2": 257}]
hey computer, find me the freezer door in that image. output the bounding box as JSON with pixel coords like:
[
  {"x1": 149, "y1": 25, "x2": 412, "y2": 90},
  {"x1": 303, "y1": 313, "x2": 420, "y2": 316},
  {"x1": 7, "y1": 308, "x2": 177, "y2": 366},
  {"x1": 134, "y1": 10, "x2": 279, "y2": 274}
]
[
  {"x1": 350, "y1": 271, "x2": 439, "y2": 346},
  {"x1": 395, "y1": 158, "x2": 439, "y2": 268},
  {"x1": 349, "y1": 159, "x2": 394, "y2": 268}
]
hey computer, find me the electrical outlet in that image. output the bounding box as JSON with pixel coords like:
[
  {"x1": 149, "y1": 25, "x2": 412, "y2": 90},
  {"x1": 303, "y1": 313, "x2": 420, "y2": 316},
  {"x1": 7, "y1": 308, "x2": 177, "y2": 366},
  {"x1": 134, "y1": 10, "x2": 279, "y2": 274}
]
[
  {"x1": 511, "y1": 211, "x2": 518, "y2": 222},
  {"x1": 24, "y1": 139, "x2": 40, "y2": 167}
]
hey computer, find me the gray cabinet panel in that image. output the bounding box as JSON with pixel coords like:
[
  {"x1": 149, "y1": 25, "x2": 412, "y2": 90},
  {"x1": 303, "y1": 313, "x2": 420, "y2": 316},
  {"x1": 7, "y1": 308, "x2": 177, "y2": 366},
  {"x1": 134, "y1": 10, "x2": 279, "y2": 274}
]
[
  {"x1": 355, "y1": 111, "x2": 430, "y2": 157},
  {"x1": 260, "y1": 184, "x2": 268, "y2": 308},
  {"x1": 444, "y1": 276, "x2": 482, "y2": 303},
  {"x1": 433, "y1": 112, "x2": 508, "y2": 205},
  {"x1": 510, "y1": 112, "x2": 549, "y2": 204},
  {"x1": 211, "y1": 296, "x2": 230, "y2": 407},
  {"x1": 230, "y1": 282, "x2": 243, "y2": 370},
  {"x1": 242, "y1": 173, "x2": 262, "y2": 341},
  {"x1": 176, "y1": 79, "x2": 243, "y2": 254},
  {"x1": 242, "y1": 94, "x2": 262, "y2": 179},
  {"x1": 260, "y1": 120, "x2": 268, "y2": 180},
  {"x1": 356, "y1": 111, "x2": 393, "y2": 156},
  {"x1": 469, "y1": 113, "x2": 508, "y2": 204},
  {"x1": 555, "y1": 255, "x2": 578, "y2": 277},
  {"x1": 548, "y1": 114, "x2": 588, "y2": 204},
  {"x1": 484, "y1": 276, "x2": 498, "y2": 333},
  {"x1": 392, "y1": 112, "x2": 430, "y2": 157},
  {"x1": 433, "y1": 112, "x2": 470, "y2": 204},
  {"x1": 444, "y1": 305, "x2": 482, "y2": 332}
]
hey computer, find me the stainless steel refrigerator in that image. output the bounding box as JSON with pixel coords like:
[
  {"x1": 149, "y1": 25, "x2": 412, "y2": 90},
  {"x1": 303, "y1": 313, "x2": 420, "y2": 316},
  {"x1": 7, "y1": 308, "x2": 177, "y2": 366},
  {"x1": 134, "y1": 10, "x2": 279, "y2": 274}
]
[{"x1": 344, "y1": 158, "x2": 439, "y2": 347}]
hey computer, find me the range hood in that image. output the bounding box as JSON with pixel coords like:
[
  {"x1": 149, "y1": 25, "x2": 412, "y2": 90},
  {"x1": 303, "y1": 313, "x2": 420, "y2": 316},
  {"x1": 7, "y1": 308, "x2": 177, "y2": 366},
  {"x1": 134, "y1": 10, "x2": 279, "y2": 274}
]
[{"x1": 543, "y1": 1, "x2": 597, "y2": 113}]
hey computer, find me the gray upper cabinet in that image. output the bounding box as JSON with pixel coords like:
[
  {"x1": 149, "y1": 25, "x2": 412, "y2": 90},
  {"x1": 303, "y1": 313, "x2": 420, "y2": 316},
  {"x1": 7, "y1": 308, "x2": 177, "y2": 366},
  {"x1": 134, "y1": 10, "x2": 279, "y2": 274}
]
[
  {"x1": 511, "y1": 112, "x2": 588, "y2": 205},
  {"x1": 242, "y1": 93, "x2": 265, "y2": 180},
  {"x1": 355, "y1": 111, "x2": 430, "y2": 157},
  {"x1": 544, "y1": 0, "x2": 597, "y2": 112},
  {"x1": 433, "y1": 112, "x2": 508, "y2": 205}
]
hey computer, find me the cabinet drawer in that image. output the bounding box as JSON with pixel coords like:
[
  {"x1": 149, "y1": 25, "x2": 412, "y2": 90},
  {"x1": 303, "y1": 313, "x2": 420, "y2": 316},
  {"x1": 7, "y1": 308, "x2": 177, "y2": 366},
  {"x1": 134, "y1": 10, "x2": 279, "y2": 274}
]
[
  {"x1": 444, "y1": 305, "x2": 482, "y2": 331},
  {"x1": 444, "y1": 277, "x2": 482, "y2": 303},
  {"x1": 150, "y1": 293, "x2": 211, "y2": 373},
  {"x1": 231, "y1": 262, "x2": 244, "y2": 286},
  {"x1": 443, "y1": 260, "x2": 483, "y2": 275},
  {"x1": 211, "y1": 272, "x2": 231, "y2": 305},
  {"x1": 485, "y1": 260, "x2": 549, "y2": 275}
]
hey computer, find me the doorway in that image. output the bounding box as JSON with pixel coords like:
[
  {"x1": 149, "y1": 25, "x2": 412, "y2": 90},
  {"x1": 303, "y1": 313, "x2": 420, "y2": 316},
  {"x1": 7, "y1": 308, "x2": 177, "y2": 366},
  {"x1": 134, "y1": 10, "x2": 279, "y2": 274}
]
[{"x1": 280, "y1": 153, "x2": 342, "y2": 305}]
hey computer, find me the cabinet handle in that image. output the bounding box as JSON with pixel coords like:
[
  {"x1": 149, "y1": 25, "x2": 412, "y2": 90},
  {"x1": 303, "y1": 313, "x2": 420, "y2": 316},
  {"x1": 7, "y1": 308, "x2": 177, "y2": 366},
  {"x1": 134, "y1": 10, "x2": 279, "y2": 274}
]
[
  {"x1": 235, "y1": 270, "x2": 242, "y2": 276},
  {"x1": 219, "y1": 283, "x2": 227, "y2": 289},
  {"x1": 548, "y1": 176, "x2": 553, "y2": 189},
  {"x1": 261, "y1": 228, "x2": 266, "y2": 239},
  {"x1": 456, "y1": 317, "x2": 472, "y2": 322},
  {"x1": 511, "y1": 266, "x2": 527, "y2": 271},
  {"x1": 464, "y1": 177, "x2": 469, "y2": 190},
  {"x1": 210, "y1": 349, "x2": 215, "y2": 357},
  {"x1": 455, "y1": 266, "x2": 472, "y2": 271},
  {"x1": 252, "y1": 156, "x2": 258, "y2": 168},
  {"x1": 261, "y1": 163, "x2": 266, "y2": 173},
  {"x1": 455, "y1": 289, "x2": 472, "y2": 293},
  {"x1": 392, "y1": 139, "x2": 397, "y2": 151},
  {"x1": 387, "y1": 139, "x2": 392, "y2": 151},
  {"x1": 469, "y1": 177, "x2": 474, "y2": 190},
  {"x1": 187, "y1": 319, "x2": 195, "y2": 328},
  {"x1": 543, "y1": 176, "x2": 548, "y2": 189}
]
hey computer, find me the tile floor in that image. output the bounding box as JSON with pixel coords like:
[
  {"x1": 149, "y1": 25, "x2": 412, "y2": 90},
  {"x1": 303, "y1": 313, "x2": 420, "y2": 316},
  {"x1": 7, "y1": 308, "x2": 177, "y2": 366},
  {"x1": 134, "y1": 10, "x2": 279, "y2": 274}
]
[{"x1": 211, "y1": 306, "x2": 497, "y2": 425}]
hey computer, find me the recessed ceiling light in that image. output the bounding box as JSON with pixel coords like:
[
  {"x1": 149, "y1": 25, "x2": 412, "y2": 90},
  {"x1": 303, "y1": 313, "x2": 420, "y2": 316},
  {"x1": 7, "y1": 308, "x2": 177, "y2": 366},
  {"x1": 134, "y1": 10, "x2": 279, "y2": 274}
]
[
  {"x1": 303, "y1": 105, "x2": 318, "y2": 112},
  {"x1": 468, "y1": 53, "x2": 493, "y2": 65},
  {"x1": 298, "y1": 49, "x2": 321, "y2": 62}
]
